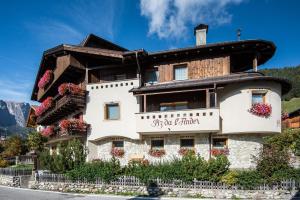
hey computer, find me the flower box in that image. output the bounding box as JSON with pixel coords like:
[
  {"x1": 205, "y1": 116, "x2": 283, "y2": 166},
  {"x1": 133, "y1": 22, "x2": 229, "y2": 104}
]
[
  {"x1": 59, "y1": 119, "x2": 87, "y2": 133},
  {"x1": 111, "y1": 148, "x2": 125, "y2": 158},
  {"x1": 35, "y1": 97, "x2": 54, "y2": 116},
  {"x1": 38, "y1": 70, "x2": 53, "y2": 89},
  {"x1": 58, "y1": 83, "x2": 83, "y2": 96},
  {"x1": 149, "y1": 149, "x2": 166, "y2": 157},
  {"x1": 178, "y1": 147, "x2": 195, "y2": 156},
  {"x1": 211, "y1": 148, "x2": 229, "y2": 156},
  {"x1": 41, "y1": 126, "x2": 55, "y2": 137},
  {"x1": 249, "y1": 103, "x2": 272, "y2": 117}
]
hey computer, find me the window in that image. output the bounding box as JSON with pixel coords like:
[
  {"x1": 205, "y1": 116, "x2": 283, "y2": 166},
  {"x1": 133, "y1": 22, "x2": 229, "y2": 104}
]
[
  {"x1": 209, "y1": 92, "x2": 216, "y2": 108},
  {"x1": 112, "y1": 140, "x2": 124, "y2": 148},
  {"x1": 145, "y1": 70, "x2": 159, "y2": 84},
  {"x1": 212, "y1": 138, "x2": 227, "y2": 149},
  {"x1": 151, "y1": 139, "x2": 164, "y2": 149},
  {"x1": 252, "y1": 92, "x2": 265, "y2": 104},
  {"x1": 160, "y1": 102, "x2": 188, "y2": 111},
  {"x1": 174, "y1": 65, "x2": 188, "y2": 80},
  {"x1": 180, "y1": 138, "x2": 194, "y2": 148},
  {"x1": 105, "y1": 103, "x2": 120, "y2": 120}
]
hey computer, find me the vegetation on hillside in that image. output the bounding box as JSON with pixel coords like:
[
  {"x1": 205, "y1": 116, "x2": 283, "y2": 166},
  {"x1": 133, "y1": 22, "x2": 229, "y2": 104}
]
[
  {"x1": 261, "y1": 65, "x2": 300, "y2": 101},
  {"x1": 282, "y1": 97, "x2": 300, "y2": 113}
]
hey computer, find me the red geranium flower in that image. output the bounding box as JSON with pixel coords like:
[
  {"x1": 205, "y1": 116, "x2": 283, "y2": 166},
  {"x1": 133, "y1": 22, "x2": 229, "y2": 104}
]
[
  {"x1": 178, "y1": 147, "x2": 195, "y2": 156},
  {"x1": 148, "y1": 149, "x2": 166, "y2": 157},
  {"x1": 111, "y1": 148, "x2": 125, "y2": 158},
  {"x1": 249, "y1": 103, "x2": 272, "y2": 117},
  {"x1": 35, "y1": 97, "x2": 54, "y2": 116},
  {"x1": 211, "y1": 148, "x2": 229, "y2": 156},
  {"x1": 41, "y1": 126, "x2": 55, "y2": 137},
  {"x1": 38, "y1": 70, "x2": 53, "y2": 89},
  {"x1": 58, "y1": 83, "x2": 82, "y2": 96}
]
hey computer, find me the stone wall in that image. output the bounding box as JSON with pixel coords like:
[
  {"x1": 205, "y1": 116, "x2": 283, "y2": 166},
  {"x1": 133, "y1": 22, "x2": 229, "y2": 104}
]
[
  {"x1": 89, "y1": 133, "x2": 263, "y2": 168},
  {"x1": 0, "y1": 175, "x2": 14, "y2": 186},
  {"x1": 29, "y1": 181, "x2": 297, "y2": 199}
]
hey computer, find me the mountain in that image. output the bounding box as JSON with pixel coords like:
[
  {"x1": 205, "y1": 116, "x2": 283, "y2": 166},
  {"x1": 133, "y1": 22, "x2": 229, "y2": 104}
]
[{"x1": 0, "y1": 100, "x2": 32, "y2": 138}]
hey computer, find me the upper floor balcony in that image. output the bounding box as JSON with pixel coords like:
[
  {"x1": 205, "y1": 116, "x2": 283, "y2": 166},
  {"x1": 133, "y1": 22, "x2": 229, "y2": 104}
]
[{"x1": 36, "y1": 92, "x2": 86, "y2": 125}]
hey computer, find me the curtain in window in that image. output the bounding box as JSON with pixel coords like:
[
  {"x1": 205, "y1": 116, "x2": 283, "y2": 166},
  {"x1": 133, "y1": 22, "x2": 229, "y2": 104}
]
[{"x1": 174, "y1": 67, "x2": 187, "y2": 80}]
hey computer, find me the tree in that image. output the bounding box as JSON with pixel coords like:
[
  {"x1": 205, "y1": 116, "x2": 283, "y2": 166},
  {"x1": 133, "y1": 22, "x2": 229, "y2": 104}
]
[
  {"x1": 2, "y1": 135, "x2": 23, "y2": 158},
  {"x1": 27, "y1": 131, "x2": 47, "y2": 152}
]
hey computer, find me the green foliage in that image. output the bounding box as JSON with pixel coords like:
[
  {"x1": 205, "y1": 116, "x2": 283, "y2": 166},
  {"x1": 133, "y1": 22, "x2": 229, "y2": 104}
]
[
  {"x1": 38, "y1": 139, "x2": 87, "y2": 173},
  {"x1": 10, "y1": 163, "x2": 33, "y2": 170},
  {"x1": 270, "y1": 168, "x2": 300, "y2": 182},
  {"x1": 282, "y1": 98, "x2": 300, "y2": 113},
  {"x1": 27, "y1": 131, "x2": 47, "y2": 152},
  {"x1": 235, "y1": 170, "x2": 263, "y2": 189},
  {"x1": 261, "y1": 65, "x2": 300, "y2": 101},
  {"x1": 0, "y1": 157, "x2": 9, "y2": 168},
  {"x1": 66, "y1": 158, "x2": 122, "y2": 183},
  {"x1": 254, "y1": 145, "x2": 291, "y2": 179},
  {"x1": 221, "y1": 171, "x2": 239, "y2": 185},
  {"x1": 264, "y1": 128, "x2": 300, "y2": 155},
  {"x1": 2, "y1": 135, "x2": 24, "y2": 158}
]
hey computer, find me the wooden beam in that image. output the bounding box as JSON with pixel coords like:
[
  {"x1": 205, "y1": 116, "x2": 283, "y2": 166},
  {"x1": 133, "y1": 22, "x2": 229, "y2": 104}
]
[
  {"x1": 206, "y1": 89, "x2": 210, "y2": 108},
  {"x1": 134, "y1": 87, "x2": 214, "y2": 96},
  {"x1": 143, "y1": 95, "x2": 147, "y2": 112},
  {"x1": 253, "y1": 55, "x2": 258, "y2": 72}
]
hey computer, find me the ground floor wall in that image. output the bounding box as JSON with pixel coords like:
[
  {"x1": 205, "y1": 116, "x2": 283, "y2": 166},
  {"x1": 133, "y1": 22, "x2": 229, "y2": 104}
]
[{"x1": 87, "y1": 133, "x2": 264, "y2": 169}]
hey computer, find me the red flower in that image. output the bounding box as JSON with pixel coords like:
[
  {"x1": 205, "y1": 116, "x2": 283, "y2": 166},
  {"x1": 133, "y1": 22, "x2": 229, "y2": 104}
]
[
  {"x1": 211, "y1": 148, "x2": 229, "y2": 156},
  {"x1": 281, "y1": 112, "x2": 289, "y2": 120},
  {"x1": 58, "y1": 83, "x2": 82, "y2": 96},
  {"x1": 249, "y1": 103, "x2": 272, "y2": 117},
  {"x1": 38, "y1": 70, "x2": 53, "y2": 89},
  {"x1": 178, "y1": 147, "x2": 195, "y2": 156},
  {"x1": 148, "y1": 149, "x2": 166, "y2": 157},
  {"x1": 111, "y1": 148, "x2": 125, "y2": 158},
  {"x1": 41, "y1": 126, "x2": 55, "y2": 137},
  {"x1": 59, "y1": 118, "x2": 87, "y2": 132},
  {"x1": 35, "y1": 97, "x2": 53, "y2": 116}
]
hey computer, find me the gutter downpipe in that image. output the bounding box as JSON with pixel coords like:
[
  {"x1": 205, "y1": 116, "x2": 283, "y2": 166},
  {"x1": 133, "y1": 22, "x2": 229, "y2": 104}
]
[{"x1": 135, "y1": 51, "x2": 143, "y2": 113}]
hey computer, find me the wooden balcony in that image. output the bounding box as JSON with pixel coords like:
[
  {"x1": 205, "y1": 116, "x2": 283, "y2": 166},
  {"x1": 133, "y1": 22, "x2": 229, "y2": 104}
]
[
  {"x1": 37, "y1": 54, "x2": 85, "y2": 101},
  {"x1": 46, "y1": 126, "x2": 88, "y2": 145},
  {"x1": 37, "y1": 93, "x2": 86, "y2": 125}
]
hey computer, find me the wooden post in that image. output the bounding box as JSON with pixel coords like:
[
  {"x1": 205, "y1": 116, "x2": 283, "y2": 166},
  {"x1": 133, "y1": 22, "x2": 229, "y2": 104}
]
[
  {"x1": 209, "y1": 133, "x2": 212, "y2": 159},
  {"x1": 206, "y1": 89, "x2": 210, "y2": 108},
  {"x1": 143, "y1": 95, "x2": 147, "y2": 112},
  {"x1": 253, "y1": 55, "x2": 258, "y2": 72}
]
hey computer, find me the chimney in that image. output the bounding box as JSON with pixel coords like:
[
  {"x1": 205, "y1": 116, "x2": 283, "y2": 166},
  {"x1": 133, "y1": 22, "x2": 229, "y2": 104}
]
[{"x1": 194, "y1": 24, "x2": 208, "y2": 46}]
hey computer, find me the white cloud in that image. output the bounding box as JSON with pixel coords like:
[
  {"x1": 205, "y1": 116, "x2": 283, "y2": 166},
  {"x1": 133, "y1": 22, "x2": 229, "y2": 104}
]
[
  {"x1": 140, "y1": 0, "x2": 245, "y2": 39},
  {"x1": 0, "y1": 78, "x2": 32, "y2": 102}
]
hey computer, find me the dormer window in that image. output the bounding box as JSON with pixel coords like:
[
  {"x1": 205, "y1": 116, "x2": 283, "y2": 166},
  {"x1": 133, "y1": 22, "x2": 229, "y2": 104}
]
[{"x1": 174, "y1": 64, "x2": 188, "y2": 80}]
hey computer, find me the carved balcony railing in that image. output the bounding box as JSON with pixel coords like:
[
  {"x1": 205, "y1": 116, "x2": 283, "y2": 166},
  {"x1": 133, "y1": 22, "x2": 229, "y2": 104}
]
[
  {"x1": 36, "y1": 92, "x2": 86, "y2": 125},
  {"x1": 46, "y1": 125, "x2": 88, "y2": 145}
]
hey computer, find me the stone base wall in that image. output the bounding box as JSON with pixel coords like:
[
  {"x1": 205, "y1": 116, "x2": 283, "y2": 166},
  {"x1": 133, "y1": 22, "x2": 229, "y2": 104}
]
[
  {"x1": 88, "y1": 133, "x2": 264, "y2": 168},
  {"x1": 29, "y1": 181, "x2": 297, "y2": 199},
  {"x1": 0, "y1": 175, "x2": 14, "y2": 186}
]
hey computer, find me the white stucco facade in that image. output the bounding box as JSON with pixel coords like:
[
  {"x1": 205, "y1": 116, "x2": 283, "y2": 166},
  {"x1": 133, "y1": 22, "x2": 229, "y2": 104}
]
[{"x1": 83, "y1": 78, "x2": 284, "y2": 169}]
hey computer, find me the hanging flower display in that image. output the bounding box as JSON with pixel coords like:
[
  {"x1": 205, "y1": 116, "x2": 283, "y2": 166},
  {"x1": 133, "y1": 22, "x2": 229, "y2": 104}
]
[
  {"x1": 178, "y1": 147, "x2": 195, "y2": 156},
  {"x1": 41, "y1": 126, "x2": 55, "y2": 137},
  {"x1": 211, "y1": 148, "x2": 229, "y2": 156},
  {"x1": 58, "y1": 83, "x2": 83, "y2": 96},
  {"x1": 249, "y1": 103, "x2": 272, "y2": 117},
  {"x1": 35, "y1": 97, "x2": 54, "y2": 116},
  {"x1": 281, "y1": 112, "x2": 289, "y2": 120},
  {"x1": 38, "y1": 70, "x2": 53, "y2": 89},
  {"x1": 148, "y1": 149, "x2": 166, "y2": 157},
  {"x1": 111, "y1": 148, "x2": 125, "y2": 158},
  {"x1": 59, "y1": 118, "x2": 87, "y2": 132}
]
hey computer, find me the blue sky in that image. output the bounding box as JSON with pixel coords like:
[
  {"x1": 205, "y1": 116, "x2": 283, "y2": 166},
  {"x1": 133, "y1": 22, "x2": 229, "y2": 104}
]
[{"x1": 0, "y1": 0, "x2": 299, "y2": 103}]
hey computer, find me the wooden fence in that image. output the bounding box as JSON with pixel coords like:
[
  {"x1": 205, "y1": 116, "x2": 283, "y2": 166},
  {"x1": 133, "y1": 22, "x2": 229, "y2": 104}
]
[
  {"x1": 0, "y1": 168, "x2": 32, "y2": 176},
  {"x1": 37, "y1": 173, "x2": 300, "y2": 191}
]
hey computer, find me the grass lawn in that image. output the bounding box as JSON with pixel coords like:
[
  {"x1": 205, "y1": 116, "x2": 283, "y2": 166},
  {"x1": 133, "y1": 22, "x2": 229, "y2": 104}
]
[{"x1": 282, "y1": 97, "x2": 300, "y2": 113}]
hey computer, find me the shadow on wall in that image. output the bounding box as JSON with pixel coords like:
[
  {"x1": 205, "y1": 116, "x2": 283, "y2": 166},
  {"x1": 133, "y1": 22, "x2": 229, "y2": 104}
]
[{"x1": 128, "y1": 181, "x2": 163, "y2": 200}]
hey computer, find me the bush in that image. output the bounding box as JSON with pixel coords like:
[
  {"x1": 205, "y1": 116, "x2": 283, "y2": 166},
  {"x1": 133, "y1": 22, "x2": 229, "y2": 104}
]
[
  {"x1": 271, "y1": 168, "x2": 300, "y2": 182},
  {"x1": 66, "y1": 158, "x2": 122, "y2": 183},
  {"x1": 236, "y1": 170, "x2": 263, "y2": 189},
  {"x1": 0, "y1": 158, "x2": 9, "y2": 168},
  {"x1": 221, "y1": 171, "x2": 238, "y2": 185},
  {"x1": 254, "y1": 145, "x2": 291, "y2": 179}
]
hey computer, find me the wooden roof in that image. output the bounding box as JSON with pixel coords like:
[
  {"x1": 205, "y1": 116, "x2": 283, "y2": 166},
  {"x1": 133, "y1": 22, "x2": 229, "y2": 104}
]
[
  {"x1": 130, "y1": 72, "x2": 291, "y2": 95},
  {"x1": 80, "y1": 34, "x2": 127, "y2": 51}
]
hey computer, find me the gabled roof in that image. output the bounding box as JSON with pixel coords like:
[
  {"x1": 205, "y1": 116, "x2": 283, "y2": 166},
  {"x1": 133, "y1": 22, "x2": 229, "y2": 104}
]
[{"x1": 80, "y1": 34, "x2": 128, "y2": 51}]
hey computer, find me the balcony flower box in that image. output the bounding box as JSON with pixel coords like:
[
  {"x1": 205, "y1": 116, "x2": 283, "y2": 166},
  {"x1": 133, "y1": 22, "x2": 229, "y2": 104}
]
[
  {"x1": 249, "y1": 103, "x2": 272, "y2": 117},
  {"x1": 211, "y1": 148, "x2": 229, "y2": 156},
  {"x1": 41, "y1": 126, "x2": 55, "y2": 137},
  {"x1": 149, "y1": 149, "x2": 166, "y2": 157},
  {"x1": 38, "y1": 70, "x2": 53, "y2": 89},
  {"x1": 59, "y1": 119, "x2": 87, "y2": 133},
  {"x1": 35, "y1": 97, "x2": 54, "y2": 116},
  {"x1": 178, "y1": 147, "x2": 195, "y2": 156},
  {"x1": 111, "y1": 148, "x2": 125, "y2": 158},
  {"x1": 58, "y1": 83, "x2": 83, "y2": 96}
]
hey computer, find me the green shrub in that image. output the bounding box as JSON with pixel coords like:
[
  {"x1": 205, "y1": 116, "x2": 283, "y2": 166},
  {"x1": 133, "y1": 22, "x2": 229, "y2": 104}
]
[
  {"x1": 38, "y1": 149, "x2": 53, "y2": 170},
  {"x1": 0, "y1": 158, "x2": 9, "y2": 168},
  {"x1": 221, "y1": 170, "x2": 238, "y2": 185},
  {"x1": 271, "y1": 168, "x2": 300, "y2": 182},
  {"x1": 206, "y1": 155, "x2": 230, "y2": 182},
  {"x1": 236, "y1": 170, "x2": 263, "y2": 189},
  {"x1": 66, "y1": 157, "x2": 122, "y2": 183}
]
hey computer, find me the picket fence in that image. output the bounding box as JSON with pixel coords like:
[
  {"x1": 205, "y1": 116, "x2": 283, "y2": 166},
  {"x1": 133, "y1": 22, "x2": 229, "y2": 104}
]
[
  {"x1": 37, "y1": 173, "x2": 300, "y2": 191},
  {"x1": 0, "y1": 168, "x2": 32, "y2": 176}
]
